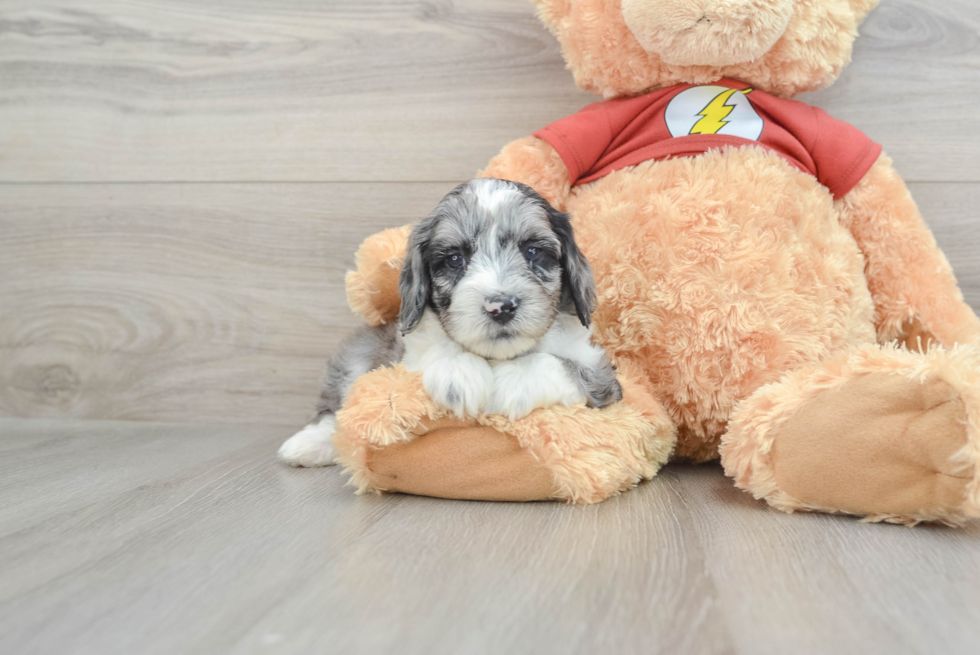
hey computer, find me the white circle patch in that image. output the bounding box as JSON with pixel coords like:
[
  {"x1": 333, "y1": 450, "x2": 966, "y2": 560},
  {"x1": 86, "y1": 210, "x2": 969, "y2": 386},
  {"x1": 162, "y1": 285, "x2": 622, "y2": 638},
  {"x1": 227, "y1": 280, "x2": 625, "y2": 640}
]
[{"x1": 664, "y1": 85, "x2": 763, "y2": 140}]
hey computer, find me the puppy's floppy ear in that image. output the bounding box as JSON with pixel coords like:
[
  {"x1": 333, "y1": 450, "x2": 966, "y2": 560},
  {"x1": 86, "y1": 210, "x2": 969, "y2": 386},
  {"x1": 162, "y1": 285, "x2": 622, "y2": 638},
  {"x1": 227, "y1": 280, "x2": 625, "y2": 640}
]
[
  {"x1": 398, "y1": 218, "x2": 434, "y2": 335},
  {"x1": 548, "y1": 206, "x2": 597, "y2": 328}
]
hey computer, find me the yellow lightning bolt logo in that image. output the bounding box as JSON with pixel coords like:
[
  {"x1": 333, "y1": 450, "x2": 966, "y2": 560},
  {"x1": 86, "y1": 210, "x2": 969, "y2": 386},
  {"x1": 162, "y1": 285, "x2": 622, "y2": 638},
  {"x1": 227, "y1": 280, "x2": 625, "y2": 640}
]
[{"x1": 690, "y1": 88, "x2": 753, "y2": 135}]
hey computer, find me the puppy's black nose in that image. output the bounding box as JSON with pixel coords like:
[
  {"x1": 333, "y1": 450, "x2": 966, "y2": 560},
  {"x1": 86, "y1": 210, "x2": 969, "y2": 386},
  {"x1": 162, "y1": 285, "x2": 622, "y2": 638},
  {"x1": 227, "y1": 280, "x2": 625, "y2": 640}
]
[{"x1": 484, "y1": 296, "x2": 519, "y2": 324}]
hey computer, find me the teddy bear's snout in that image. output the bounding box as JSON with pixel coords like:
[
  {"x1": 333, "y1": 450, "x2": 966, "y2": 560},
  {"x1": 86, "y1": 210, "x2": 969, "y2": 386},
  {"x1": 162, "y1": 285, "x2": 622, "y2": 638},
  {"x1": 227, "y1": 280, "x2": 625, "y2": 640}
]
[{"x1": 621, "y1": 0, "x2": 794, "y2": 67}]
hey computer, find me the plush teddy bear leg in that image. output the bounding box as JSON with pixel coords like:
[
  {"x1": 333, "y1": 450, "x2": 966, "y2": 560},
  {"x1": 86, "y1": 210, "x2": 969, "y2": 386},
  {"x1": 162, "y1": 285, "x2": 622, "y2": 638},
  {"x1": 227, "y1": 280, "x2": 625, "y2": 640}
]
[
  {"x1": 338, "y1": 418, "x2": 559, "y2": 502},
  {"x1": 332, "y1": 360, "x2": 678, "y2": 504},
  {"x1": 721, "y1": 344, "x2": 980, "y2": 525}
]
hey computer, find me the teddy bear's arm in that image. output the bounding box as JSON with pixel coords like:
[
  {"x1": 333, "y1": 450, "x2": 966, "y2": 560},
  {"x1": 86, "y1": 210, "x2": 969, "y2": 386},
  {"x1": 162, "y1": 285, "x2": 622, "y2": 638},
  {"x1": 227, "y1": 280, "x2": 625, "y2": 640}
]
[
  {"x1": 836, "y1": 153, "x2": 980, "y2": 348},
  {"x1": 478, "y1": 137, "x2": 573, "y2": 210}
]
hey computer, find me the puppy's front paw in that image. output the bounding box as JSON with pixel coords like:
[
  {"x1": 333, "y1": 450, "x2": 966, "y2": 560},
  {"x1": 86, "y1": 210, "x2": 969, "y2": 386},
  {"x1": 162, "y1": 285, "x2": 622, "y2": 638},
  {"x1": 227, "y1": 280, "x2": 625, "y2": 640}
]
[
  {"x1": 422, "y1": 353, "x2": 494, "y2": 418},
  {"x1": 486, "y1": 354, "x2": 587, "y2": 421},
  {"x1": 278, "y1": 416, "x2": 338, "y2": 467},
  {"x1": 484, "y1": 377, "x2": 536, "y2": 422}
]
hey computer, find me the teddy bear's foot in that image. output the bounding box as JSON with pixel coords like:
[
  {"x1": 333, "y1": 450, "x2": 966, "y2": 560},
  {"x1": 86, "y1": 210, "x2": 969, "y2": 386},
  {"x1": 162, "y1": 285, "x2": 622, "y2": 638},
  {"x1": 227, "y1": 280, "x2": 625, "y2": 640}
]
[{"x1": 722, "y1": 344, "x2": 980, "y2": 525}]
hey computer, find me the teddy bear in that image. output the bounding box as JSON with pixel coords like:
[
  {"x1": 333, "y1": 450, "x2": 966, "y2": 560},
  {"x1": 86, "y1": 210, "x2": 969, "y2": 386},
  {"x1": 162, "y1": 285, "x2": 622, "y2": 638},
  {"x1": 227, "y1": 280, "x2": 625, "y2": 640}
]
[{"x1": 328, "y1": 0, "x2": 980, "y2": 526}]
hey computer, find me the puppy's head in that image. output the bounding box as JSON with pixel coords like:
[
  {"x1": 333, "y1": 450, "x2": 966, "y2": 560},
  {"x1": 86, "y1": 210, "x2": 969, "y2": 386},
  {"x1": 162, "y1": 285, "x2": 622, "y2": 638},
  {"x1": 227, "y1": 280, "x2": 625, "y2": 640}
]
[{"x1": 399, "y1": 178, "x2": 596, "y2": 360}]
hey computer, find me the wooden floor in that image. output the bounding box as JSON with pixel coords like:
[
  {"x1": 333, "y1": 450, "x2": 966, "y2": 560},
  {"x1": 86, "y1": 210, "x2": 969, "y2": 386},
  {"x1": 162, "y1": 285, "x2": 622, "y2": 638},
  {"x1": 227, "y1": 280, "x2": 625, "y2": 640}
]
[
  {"x1": 4, "y1": 1, "x2": 980, "y2": 652},
  {"x1": 1, "y1": 418, "x2": 979, "y2": 655}
]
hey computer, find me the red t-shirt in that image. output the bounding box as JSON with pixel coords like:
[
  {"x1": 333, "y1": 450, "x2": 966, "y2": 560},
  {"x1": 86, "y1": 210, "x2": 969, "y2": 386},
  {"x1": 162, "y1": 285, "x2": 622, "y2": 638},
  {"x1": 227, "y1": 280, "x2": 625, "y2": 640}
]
[{"x1": 533, "y1": 79, "x2": 881, "y2": 200}]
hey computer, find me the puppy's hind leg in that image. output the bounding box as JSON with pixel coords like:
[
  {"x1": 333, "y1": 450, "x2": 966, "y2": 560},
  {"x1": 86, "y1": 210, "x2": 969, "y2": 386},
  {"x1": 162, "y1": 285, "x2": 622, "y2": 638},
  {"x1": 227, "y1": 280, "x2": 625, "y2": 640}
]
[
  {"x1": 278, "y1": 414, "x2": 338, "y2": 468},
  {"x1": 279, "y1": 322, "x2": 403, "y2": 468},
  {"x1": 278, "y1": 364, "x2": 346, "y2": 468},
  {"x1": 279, "y1": 363, "x2": 346, "y2": 468}
]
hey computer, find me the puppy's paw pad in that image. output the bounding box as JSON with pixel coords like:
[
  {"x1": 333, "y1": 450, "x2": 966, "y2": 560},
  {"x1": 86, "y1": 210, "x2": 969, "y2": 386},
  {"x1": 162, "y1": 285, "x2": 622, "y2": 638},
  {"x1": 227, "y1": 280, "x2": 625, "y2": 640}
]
[{"x1": 277, "y1": 418, "x2": 337, "y2": 468}]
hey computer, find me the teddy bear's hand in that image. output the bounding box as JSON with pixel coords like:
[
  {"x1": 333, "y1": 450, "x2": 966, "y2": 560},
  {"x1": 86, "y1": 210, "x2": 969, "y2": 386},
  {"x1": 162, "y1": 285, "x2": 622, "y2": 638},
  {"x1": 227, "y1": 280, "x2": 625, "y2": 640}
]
[
  {"x1": 485, "y1": 353, "x2": 587, "y2": 421},
  {"x1": 345, "y1": 225, "x2": 412, "y2": 326},
  {"x1": 421, "y1": 350, "x2": 494, "y2": 419}
]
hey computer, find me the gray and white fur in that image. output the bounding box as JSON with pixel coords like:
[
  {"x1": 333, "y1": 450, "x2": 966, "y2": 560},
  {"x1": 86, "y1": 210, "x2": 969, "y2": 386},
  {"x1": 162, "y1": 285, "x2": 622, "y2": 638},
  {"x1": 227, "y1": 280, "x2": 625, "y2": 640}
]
[{"x1": 278, "y1": 178, "x2": 622, "y2": 467}]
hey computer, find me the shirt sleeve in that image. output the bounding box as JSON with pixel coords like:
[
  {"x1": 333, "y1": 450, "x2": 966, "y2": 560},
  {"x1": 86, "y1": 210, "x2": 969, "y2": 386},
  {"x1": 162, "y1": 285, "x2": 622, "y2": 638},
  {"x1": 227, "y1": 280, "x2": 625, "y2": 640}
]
[
  {"x1": 809, "y1": 107, "x2": 882, "y2": 200},
  {"x1": 532, "y1": 102, "x2": 614, "y2": 184}
]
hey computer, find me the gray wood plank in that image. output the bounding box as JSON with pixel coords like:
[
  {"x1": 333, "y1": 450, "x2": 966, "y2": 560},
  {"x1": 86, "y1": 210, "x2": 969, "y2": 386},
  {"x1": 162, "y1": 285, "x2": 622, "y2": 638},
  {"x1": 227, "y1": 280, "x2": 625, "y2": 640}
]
[
  {"x1": 799, "y1": 0, "x2": 980, "y2": 182},
  {"x1": 2, "y1": 181, "x2": 978, "y2": 425},
  {"x1": 911, "y1": 182, "x2": 980, "y2": 309},
  {"x1": 1, "y1": 0, "x2": 979, "y2": 183},
  {"x1": 0, "y1": 182, "x2": 451, "y2": 424},
  {"x1": 0, "y1": 0, "x2": 590, "y2": 183},
  {"x1": 672, "y1": 466, "x2": 980, "y2": 654},
  {"x1": 0, "y1": 418, "x2": 978, "y2": 655}
]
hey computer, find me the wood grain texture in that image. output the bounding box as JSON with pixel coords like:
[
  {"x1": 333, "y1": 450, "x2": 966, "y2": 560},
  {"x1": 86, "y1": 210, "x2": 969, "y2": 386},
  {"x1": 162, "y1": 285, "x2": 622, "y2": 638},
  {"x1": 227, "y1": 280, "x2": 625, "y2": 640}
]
[
  {"x1": 2, "y1": 181, "x2": 978, "y2": 425},
  {"x1": 0, "y1": 0, "x2": 589, "y2": 183},
  {"x1": 910, "y1": 183, "x2": 980, "y2": 309},
  {"x1": 1, "y1": 0, "x2": 979, "y2": 183},
  {"x1": 0, "y1": 182, "x2": 456, "y2": 424},
  {"x1": 1, "y1": 418, "x2": 978, "y2": 655}
]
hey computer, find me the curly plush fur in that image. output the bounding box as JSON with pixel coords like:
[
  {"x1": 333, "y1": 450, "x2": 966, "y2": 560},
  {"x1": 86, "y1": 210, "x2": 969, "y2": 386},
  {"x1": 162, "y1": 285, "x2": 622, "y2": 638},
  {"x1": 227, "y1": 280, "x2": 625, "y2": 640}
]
[
  {"x1": 722, "y1": 343, "x2": 980, "y2": 526},
  {"x1": 333, "y1": 359, "x2": 676, "y2": 504},
  {"x1": 345, "y1": 225, "x2": 413, "y2": 327},
  {"x1": 331, "y1": 0, "x2": 980, "y2": 523}
]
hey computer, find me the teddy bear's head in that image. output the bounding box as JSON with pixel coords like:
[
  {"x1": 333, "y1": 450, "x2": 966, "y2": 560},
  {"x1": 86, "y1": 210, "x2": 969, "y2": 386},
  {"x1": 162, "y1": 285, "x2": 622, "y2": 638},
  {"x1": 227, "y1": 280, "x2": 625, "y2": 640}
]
[{"x1": 536, "y1": 0, "x2": 878, "y2": 98}]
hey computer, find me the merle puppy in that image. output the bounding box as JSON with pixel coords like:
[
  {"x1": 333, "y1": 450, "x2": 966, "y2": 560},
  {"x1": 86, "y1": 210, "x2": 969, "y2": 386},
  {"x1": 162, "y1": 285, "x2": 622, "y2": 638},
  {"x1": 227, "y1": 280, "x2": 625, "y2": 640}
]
[{"x1": 278, "y1": 178, "x2": 623, "y2": 467}]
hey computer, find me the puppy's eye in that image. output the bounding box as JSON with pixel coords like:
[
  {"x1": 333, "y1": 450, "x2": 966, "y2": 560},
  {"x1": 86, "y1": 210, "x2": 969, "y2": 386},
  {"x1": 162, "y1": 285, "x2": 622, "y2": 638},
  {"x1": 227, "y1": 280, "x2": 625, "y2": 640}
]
[
  {"x1": 446, "y1": 253, "x2": 467, "y2": 270},
  {"x1": 524, "y1": 246, "x2": 543, "y2": 263}
]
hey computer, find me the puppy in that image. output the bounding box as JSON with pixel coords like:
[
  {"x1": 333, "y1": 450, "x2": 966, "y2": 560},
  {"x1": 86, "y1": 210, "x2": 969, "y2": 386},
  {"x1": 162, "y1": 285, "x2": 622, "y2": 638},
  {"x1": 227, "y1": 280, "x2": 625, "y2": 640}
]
[{"x1": 278, "y1": 178, "x2": 622, "y2": 468}]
